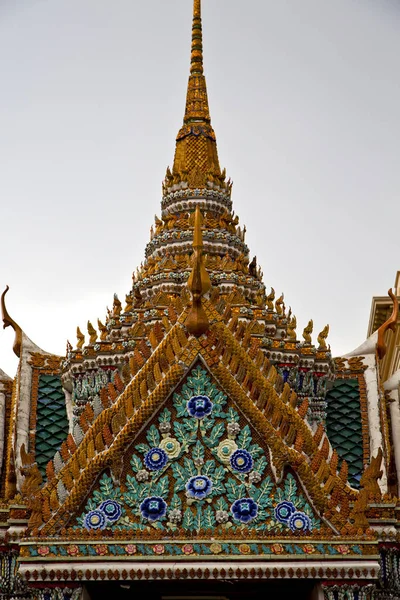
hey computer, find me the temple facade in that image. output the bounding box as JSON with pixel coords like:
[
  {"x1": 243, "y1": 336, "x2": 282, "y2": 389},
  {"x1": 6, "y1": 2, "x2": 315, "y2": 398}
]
[{"x1": 1, "y1": 2, "x2": 400, "y2": 599}]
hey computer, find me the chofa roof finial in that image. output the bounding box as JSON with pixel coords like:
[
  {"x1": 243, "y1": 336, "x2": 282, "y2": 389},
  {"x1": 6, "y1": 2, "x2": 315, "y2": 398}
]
[
  {"x1": 185, "y1": 206, "x2": 211, "y2": 337},
  {"x1": 1, "y1": 286, "x2": 22, "y2": 357},
  {"x1": 377, "y1": 288, "x2": 399, "y2": 360}
]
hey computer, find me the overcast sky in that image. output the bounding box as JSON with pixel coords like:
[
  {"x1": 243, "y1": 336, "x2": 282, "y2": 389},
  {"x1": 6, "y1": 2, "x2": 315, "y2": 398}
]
[{"x1": 0, "y1": 0, "x2": 399, "y2": 377}]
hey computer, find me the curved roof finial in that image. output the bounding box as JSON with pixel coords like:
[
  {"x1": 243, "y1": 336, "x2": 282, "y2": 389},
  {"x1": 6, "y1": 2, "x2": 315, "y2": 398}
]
[
  {"x1": 377, "y1": 288, "x2": 399, "y2": 360},
  {"x1": 1, "y1": 286, "x2": 22, "y2": 357},
  {"x1": 185, "y1": 206, "x2": 210, "y2": 337}
]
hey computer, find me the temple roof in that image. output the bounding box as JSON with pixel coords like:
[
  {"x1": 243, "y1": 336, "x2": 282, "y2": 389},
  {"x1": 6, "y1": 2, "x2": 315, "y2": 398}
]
[
  {"x1": 24, "y1": 303, "x2": 359, "y2": 540},
  {"x1": 0, "y1": 4, "x2": 398, "y2": 583}
]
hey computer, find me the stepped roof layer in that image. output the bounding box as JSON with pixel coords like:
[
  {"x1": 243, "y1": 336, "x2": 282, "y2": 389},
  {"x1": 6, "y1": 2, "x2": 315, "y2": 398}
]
[{"x1": 0, "y1": 0, "x2": 399, "y2": 594}]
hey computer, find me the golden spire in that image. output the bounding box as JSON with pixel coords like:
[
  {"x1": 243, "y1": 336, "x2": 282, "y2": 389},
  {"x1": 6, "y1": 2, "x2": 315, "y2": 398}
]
[
  {"x1": 185, "y1": 206, "x2": 210, "y2": 336},
  {"x1": 171, "y1": 0, "x2": 222, "y2": 188},
  {"x1": 190, "y1": 0, "x2": 203, "y2": 77},
  {"x1": 184, "y1": 0, "x2": 209, "y2": 122}
]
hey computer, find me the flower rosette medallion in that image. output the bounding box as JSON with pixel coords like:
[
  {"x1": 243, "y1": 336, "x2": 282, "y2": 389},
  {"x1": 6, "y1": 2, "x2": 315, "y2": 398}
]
[
  {"x1": 140, "y1": 496, "x2": 168, "y2": 521},
  {"x1": 230, "y1": 449, "x2": 254, "y2": 473},
  {"x1": 230, "y1": 498, "x2": 258, "y2": 524},
  {"x1": 274, "y1": 501, "x2": 296, "y2": 525},
  {"x1": 217, "y1": 439, "x2": 238, "y2": 464},
  {"x1": 187, "y1": 395, "x2": 213, "y2": 419},
  {"x1": 288, "y1": 511, "x2": 312, "y2": 533},
  {"x1": 99, "y1": 500, "x2": 122, "y2": 524},
  {"x1": 144, "y1": 447, "x2": 168, "y2": 471},
  {"x1": 84, "y1": 509, "x2": 106, "y2": 531},
  {"x1": 159, "y1": 437, "x2": 181, "y2": 459},
  {"x1": 186, "y1": 475, "x2": 213, "y2": 500}
]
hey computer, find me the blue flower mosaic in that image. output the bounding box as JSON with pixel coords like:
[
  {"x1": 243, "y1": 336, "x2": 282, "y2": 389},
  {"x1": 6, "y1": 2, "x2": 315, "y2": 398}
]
[
  {"x1": 289, "y1": 511, "x2": 312, "y2": 533},
  {"x1": 99, "y1": 500, "x2": 122, "y2": 523},
  {"x1": 230, "y1": 449, "x2": 254, "y2": 473},
  {"x1": 186, "y1": 475, "x2": 213, "y2": 500},
  {"x1": 187, "y1": 395, "x2": 213, "y2": 419},
  {"x1": 144, "y1": 447, "x2": 168, "y2": 471},
  {"x1": 140, "y1": 496, "x2": 168, "y2": 521},
  {"x1": 230, "y1": 498, "x2": 258, "y2": 524},
  {"x1": 84, "y1": 510, "x2": 106, "y2": 530},
  {"x1": 274, "y1": 501, "x2": 296, "y2": 524}
]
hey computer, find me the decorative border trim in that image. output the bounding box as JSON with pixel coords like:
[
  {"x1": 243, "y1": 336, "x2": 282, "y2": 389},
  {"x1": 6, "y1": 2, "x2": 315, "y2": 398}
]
[
  {"x1": 20, "y1": 541, "x2": 377, "y2": 561},
  {"x1": 20, "y1": 560, "x2": 380, "y2": 582}
]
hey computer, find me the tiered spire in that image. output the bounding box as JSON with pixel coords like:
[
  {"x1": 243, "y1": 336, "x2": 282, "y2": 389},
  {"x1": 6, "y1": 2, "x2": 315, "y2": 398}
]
[{"x1": 171, "y1": 0, "x2": 222, "y2": 188}]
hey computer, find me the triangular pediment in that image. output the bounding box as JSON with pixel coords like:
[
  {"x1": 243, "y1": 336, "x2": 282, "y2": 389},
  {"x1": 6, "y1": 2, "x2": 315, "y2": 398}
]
[
  {"x1": 71, "y1": 363, "x2": 323, "y2": 538},
  {"x1": 26, "y1": 316, "x2": 361, "y2": 548}
]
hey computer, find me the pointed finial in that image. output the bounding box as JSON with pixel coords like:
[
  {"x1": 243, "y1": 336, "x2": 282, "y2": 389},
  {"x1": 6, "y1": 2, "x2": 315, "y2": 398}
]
[
  {"x1": 191, "y1": 0, "x2": 203, "y2": 75},
  {"x1": 97, "y1": 318, "x2": 108, "y2": 341},
  {"x1": 87, "y1": 321, "x2": 98, "y2": 345},
  {"x1": 317, "y1": 324, "x2": 330, "y2": 350},
  {"x1": 287, "y1": 315, "x2": 297, "y2": 341},
  {"x1": 76, "y1": 327, "x2": 85, "y2": 350},
  {"x1": 188, "y1": 206, "x2": 211, "y2": 293},
  {"x1": 1, "y1": 286, "x2": 22, "y2": 357},
  {"x1": 171, "y1": 0, "x2": 222, "y2": 187},
  {"x1": 302, "y1": 319, "x2": 313, "y2": 344},
  {"x1": 275, "y1": 293, "x2": 284, "y2": 316},
  {"x1": 185, "y1": 206, "x2": 210, "y2": 336}
]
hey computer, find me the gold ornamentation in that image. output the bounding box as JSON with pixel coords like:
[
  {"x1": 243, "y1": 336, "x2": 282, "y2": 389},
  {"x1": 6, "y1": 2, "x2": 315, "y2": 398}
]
[
  {"x1": 275, "y1": 294, "x2": 284, "y2": 316},
  {"x1": 87, "y1": 321, "x2": 97, "y2": 345},
  {"x1": 76, "y1": 327, "x2": 85, "y2": 350},
  {"x1": 1, "y1": 286, "x2": 22, "y2": 357},
  {"x1": 97, "y1": 319, "x2": 108, "y2": 341},
  {"x1": 360, "y1": 448, "x2": 383, "y2": 503},
  {"x1": 287, "y1": 315, "x2": 297, "y2": 340},
  {"x1": 113, "y1": 294, "x2": 122, "y2": 317},
  {"x1": 171, "y1": 0, "x2": 222, "y2": 188},
  {"x1": 302, "y1": 319, "x2": 313, "y2": 344},
  {"x1": 124, "y1": 293, "x2": 133, "y2": 313},
  {"x1": 185, "y1": 207, "x2": 210, "y2": 337},
  {"x1": 266, "y1": 288, "x2": 275, "y2": 311},
  {"x1": 317, "y1": 324, "x2": 329, "y2": 350},
  {"x1": 377, "y1": 288, "x2": 399, "y2": 360}
]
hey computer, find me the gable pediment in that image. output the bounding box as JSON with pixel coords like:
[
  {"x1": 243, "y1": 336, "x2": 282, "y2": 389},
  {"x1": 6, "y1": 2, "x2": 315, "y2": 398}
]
[{"x1": 71, "y1": 363, "x2": 323, "y2": 538}]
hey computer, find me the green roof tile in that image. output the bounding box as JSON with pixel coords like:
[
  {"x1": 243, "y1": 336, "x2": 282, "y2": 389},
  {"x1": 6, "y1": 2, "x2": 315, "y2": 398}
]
[
  {"x1": 326, "y1": 377, "x2": 363, "y2": 489},
  {"x1": 36, "y1": 374, "x2": 69, "y2": 478}
]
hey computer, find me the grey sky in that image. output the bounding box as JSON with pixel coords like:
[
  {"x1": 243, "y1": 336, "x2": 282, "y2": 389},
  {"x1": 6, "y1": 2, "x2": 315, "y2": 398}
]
[{"x1": 0, "y1": 0, "x2": 399, "y2": 377}]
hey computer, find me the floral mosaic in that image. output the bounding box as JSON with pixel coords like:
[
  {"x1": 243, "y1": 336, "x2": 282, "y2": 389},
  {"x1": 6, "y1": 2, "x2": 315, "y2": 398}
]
[
  {"x1": 26, "y1": 541, "x2": 366, "y2": 559},
  {"x1": 76, "y1": 365, "x2": 320, "y2": 534}
]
